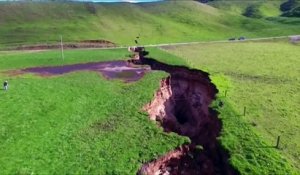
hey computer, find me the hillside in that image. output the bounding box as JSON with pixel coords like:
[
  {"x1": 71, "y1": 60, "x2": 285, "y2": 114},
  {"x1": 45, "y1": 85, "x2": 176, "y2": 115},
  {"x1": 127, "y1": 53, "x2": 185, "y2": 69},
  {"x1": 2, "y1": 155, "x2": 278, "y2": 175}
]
[
  {"x1": 0, "y1": 0, "x2": 300, "y2": 48},
  {"x1": 208, "y1": 0, "x2": 283, "y2": 17},
  {"x1": 208, "y1": 0, "x2": 300, "y2": 21}
]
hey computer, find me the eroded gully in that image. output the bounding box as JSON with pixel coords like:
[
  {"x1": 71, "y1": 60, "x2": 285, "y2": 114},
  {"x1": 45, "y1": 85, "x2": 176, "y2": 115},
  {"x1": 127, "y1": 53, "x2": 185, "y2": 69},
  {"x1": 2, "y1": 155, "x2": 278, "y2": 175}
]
[{"x1": 129, "y1": 57, "x2": 239, "y2": 175}]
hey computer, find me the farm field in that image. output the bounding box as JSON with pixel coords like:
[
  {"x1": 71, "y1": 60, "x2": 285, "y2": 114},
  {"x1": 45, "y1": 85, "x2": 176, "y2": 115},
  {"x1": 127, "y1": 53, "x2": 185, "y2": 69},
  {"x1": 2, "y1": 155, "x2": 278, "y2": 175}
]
[
  {"x1": 0, "y1": 48, "x2": 188, "y2": 174},
  {"x1": 0, "y1": 0, "x2": 300, "y2": 174},
  {"x1": 0, "y1": 43, "x2": 299, "y2": 174},
  {"x1": 163, "y1": 39, "x2": 300, "y2": 173}
]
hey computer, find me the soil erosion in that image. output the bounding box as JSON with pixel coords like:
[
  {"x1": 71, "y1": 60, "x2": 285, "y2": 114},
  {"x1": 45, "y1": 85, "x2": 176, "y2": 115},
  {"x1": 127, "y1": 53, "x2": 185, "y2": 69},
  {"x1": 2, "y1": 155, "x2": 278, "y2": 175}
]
[{"x1": 129, "y1": 54, "x2": 239, "y2": 175}]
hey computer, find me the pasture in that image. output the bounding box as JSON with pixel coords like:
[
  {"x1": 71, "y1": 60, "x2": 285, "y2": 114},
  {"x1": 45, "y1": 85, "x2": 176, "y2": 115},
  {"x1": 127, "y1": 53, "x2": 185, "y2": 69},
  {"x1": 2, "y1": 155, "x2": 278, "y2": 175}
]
[{"x1": 163, "y1": 39, "x2": 300, "y2": 174}]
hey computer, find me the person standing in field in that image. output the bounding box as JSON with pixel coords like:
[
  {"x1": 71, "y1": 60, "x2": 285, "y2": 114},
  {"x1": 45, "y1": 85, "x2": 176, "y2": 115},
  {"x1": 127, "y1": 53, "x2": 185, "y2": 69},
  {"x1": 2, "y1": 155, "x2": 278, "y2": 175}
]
[{"x1": 3, "y1": 80, "x2": 8, "y2": 90}]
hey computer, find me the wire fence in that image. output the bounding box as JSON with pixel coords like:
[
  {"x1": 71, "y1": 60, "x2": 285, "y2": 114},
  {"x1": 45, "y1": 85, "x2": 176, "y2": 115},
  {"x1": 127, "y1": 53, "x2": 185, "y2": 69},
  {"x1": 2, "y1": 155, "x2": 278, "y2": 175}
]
[{"x1": 0, "y1": 34, "x2": 299, "y2": 51}]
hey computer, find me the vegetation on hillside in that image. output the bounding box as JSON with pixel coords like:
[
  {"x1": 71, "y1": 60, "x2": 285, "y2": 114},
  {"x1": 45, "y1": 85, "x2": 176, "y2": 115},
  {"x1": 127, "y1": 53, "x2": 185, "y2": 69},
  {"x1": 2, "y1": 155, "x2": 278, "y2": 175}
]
[
  {"x1": 243, "y1": 4, "x2": 262, "y2": 18},
  {"x1": 280, "y1": 0, "x2": 299, "y2": 12},
  {"x1": 0, "y1": 0, "x2": 299, "y2": 49},
  {"x1": 282, "y1": 6, "x2": 300, "y2": 17},
  {"x1": 209, "y1": 0, "x2": 300, "y2": 19},
  {"x1": 280, "y1": 0, "x2": 300, "y2": 17}
]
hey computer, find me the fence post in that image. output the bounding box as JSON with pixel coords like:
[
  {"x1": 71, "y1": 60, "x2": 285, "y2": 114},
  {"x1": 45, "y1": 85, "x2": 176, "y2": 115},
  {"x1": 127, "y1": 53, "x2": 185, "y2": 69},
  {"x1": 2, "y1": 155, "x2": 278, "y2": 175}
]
[
  {"x1": 276, "y1": 136, "x2": 281, "y2": 149},
  {"x1": 60, "y1": 35, "x2": 64, "y2": 61},
  {"x1": 243, "y1": 106, "x2": 246, "y2": 116}
]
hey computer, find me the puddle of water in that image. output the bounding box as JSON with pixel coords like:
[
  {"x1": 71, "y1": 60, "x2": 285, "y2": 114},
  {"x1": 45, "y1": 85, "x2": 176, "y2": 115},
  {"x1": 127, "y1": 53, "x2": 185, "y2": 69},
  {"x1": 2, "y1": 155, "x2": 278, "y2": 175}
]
[{"x1": 7, "y1": 60, "x2": 150, "y2": 82}]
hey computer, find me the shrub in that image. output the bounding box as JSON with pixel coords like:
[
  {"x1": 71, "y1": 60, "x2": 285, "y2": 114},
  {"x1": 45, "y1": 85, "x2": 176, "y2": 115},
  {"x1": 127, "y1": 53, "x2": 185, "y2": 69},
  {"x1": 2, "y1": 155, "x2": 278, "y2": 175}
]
[
  {"x1": 280, "y1": 0, "x2": 298, "y2": 12},
  {"x1": 243, "y1": 5, "x2": 262, "y2": 18},
  {"x1": 282, "y1": 6, "x2": 300, "y2": 17},
  {"x1": 85, "y1": 3, "x2": 97, "y2": 15},
  {"x1": 197, "y1": 0, "x2": 215, "y2": 3}
]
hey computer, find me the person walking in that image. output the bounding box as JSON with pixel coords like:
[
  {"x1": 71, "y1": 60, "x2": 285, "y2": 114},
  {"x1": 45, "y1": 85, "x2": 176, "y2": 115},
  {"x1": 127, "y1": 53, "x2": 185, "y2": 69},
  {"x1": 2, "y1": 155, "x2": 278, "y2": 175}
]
[{"x1": 3, "y1": 80, "x2": 8, "y2": 90}]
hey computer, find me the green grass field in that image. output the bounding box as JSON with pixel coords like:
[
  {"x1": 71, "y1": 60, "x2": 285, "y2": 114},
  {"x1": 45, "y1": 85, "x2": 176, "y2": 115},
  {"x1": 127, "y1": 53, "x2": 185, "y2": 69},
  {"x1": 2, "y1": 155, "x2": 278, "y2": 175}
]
[
  {"x1": 163, "y1": 40, "x2": 300, "y2": 174},
  {"x1": 0, "y1": 0, "x2": 300, "y2": 48},
  {"x1": 0, "y1": 48, "x2": 189, "y2": 174},
  {"x1": 1, "y1": 0, "x2": 300, "y2": 174},
  {"x1": 0, "y1": 42, "x2": 299, "y2": 174}
]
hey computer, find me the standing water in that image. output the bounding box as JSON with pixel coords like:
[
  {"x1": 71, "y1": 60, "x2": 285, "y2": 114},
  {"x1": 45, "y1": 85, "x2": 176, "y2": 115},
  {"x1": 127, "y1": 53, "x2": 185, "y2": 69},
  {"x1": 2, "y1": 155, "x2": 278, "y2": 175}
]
[{"x1": 6, "y1": 61, "x2": 151, "y2": 83}]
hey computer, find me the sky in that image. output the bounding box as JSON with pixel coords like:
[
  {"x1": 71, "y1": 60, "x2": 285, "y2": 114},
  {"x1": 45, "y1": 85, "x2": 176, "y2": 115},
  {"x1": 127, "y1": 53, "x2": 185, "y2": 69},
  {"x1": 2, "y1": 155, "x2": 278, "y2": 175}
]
[
  {"x1": 0, "y1": 0, "x2": 164, "y2": 3},
  {"x1": 72, "y1": 0, "x2": 164, "y2": 2}
]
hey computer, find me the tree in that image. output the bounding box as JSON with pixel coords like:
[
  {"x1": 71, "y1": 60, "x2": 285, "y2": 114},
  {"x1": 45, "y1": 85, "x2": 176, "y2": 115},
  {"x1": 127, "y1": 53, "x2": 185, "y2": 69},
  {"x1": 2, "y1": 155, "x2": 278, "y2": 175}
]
[
  {"x1": 85, "y1": 3, "x2": 97, "y2": 15},
  {"x1": 282, "y1": 6, "x2": 300, "y2": 17},
  {"x1": 197, "y1": 0, "x2": 215, "y2": 3},
  {"x1": 280, "y1": 0, "x2": 298, "y2": 12},
  {"x1": 243, "y1": 5, "x2": 262, "y2": 18}
]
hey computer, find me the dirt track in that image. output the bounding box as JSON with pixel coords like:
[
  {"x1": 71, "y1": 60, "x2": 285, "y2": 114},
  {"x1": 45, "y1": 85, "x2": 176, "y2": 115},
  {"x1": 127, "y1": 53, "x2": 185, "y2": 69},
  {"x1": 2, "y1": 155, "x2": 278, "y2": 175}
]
[{"x1": 130, "y1": 57, "x2": 239, "y2": 175}]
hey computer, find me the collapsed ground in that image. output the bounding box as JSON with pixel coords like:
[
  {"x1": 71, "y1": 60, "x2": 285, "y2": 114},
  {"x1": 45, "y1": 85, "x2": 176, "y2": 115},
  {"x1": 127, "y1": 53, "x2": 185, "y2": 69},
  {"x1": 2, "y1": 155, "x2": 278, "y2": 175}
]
[
  {"x1": 132, "y1": 57, "x2": 238, "y2": 175},
  {"x1": 162, "y1": 41, "x2": 300, "y2": 174},
  {"x1": 0, "y1": 46, "x2": 298, "y2": 174}
]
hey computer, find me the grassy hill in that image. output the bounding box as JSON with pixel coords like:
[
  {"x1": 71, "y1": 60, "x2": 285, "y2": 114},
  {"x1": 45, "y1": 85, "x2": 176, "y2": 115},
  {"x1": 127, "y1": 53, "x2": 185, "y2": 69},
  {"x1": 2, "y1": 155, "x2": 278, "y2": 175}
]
[
  {"x1": 0, "y1": 1, "x2": 300, "y2": 174},
  {"x1": 209, "y1": 0, "x2": 300, "y2": 22},
  {"x1": 0, "y1": 0, "x2": 300, "y2": 48},
  {"x1": 208, "y1": 0, "x2": 283, "y2": 17}
]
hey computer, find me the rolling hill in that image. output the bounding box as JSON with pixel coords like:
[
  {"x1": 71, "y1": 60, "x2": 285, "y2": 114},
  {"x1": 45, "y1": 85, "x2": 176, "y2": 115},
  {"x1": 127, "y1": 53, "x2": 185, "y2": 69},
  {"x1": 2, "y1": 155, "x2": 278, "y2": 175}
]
[
  {"x1": 0, "y1": 0, "x2": 299, "y2": 48},
  {"x1": 1, "y1": 1, "x2": 300, "y2": 174}
]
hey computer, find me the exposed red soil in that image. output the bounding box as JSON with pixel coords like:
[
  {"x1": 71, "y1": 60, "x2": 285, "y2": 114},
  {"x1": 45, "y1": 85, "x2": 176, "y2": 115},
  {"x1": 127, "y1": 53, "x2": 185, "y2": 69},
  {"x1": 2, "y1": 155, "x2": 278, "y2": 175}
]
[
  {"x1": 129, "y1": 57, "x2": 239, "y2": 175},
  {"x1": 6, "y1": 60, "x2": 150, "y2": 82},
  {"x1": 10, "y1": 40, "x2": 115, "y2": 51}
]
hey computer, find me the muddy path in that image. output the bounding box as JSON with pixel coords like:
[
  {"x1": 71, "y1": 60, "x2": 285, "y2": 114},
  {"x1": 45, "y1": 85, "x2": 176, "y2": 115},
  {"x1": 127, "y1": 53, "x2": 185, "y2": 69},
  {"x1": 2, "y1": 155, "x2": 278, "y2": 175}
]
[{"x1": 129, "y1": 57, "x2": 239, "y2": 175}]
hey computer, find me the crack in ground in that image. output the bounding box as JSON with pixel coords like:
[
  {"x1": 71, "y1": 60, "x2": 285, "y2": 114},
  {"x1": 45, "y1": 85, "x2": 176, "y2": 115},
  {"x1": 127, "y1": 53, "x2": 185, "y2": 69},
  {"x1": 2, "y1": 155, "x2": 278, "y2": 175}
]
[{"x1": 129, "y1": 57, "x2": 239, "y2": 175}]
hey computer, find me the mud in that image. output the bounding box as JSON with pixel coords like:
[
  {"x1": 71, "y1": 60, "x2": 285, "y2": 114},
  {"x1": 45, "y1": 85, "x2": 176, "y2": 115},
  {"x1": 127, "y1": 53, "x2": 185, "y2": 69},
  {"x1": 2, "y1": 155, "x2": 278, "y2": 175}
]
[
  {"x1": 7, "y1": 60, "x2": 150, "y2": 82},
  {"x1": 131, "y1": 57, "x2": 239, "y2": 175}
]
